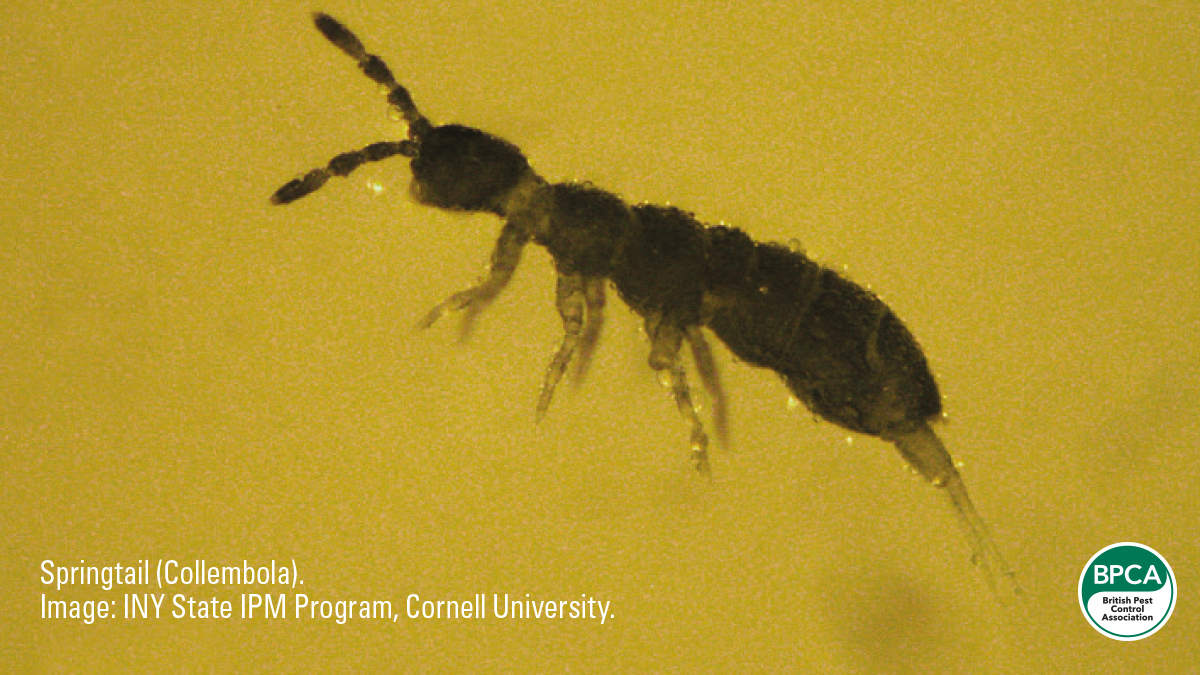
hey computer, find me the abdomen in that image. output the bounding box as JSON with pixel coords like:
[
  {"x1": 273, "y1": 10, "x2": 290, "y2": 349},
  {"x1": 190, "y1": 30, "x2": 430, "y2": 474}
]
[{"x1": 706, "y1": 238, "x2": 941, "y2": 437}]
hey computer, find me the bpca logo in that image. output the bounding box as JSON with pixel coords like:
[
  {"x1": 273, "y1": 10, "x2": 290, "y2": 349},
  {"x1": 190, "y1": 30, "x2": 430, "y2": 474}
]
[{"x1": 1079, "y1": 542, "x2": 1176, "y2": 641}]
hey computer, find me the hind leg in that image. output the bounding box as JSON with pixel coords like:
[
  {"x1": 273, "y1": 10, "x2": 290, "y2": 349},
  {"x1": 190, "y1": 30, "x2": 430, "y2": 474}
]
[
  {"x1": 647, "y1": 317, "x2": 711, "y2": 475},
  {"x1": 686, "y1": 326, "x2": 729, "y2": 450}
]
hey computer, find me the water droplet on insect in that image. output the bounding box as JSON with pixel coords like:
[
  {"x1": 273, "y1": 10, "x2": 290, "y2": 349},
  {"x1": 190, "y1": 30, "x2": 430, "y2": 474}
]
[
  {"x1": 388, "y1": 107, "x2": 404, "y2": 122},
  {"x1": 378, "y1": 84, "x2": 391, "y2": 97},
  {"x1": 786, "y1": 396, "x2": 800, "y2": 410},
  {"x1": 845, "y1": 436, "x2": 854, "y2": 446},
  {"x1": 955, "y1": 460, "x2": 965, "y2": 469},
  {"x1": 367, "y1": 181, "x2": 385, "y2": 195},
  {"x1": 656, "y1": 371, "x2": 671, "y2": 388},
  {"x1": 787, "y1": 238, "x2": 805, "y2": 254},
  {"x1": 930, "y1": 476, "x2": 947, "y2": 487}
]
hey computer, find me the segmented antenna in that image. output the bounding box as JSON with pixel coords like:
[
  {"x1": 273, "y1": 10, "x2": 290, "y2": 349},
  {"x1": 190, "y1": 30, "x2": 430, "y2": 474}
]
[
  {"x1": 312, "y1": 12, "x2": 431, "y2": 138},
  {"x1": 271, "y1": 14, "x2": 430, "y2": 205},
  {"x1": 271, "y1": 140, "x2": 415, "y2": 205}
]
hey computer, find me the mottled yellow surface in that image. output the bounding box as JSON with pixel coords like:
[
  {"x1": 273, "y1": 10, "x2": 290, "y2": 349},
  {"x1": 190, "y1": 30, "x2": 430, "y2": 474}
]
[{"x1": 4, "y1": 1, "x2": 1197, "y2": 671}]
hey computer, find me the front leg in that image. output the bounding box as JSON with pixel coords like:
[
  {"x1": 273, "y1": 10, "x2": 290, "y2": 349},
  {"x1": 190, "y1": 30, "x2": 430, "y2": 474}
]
[
  {"x1": 418, "y1": 220, "x2": 530, "y2": 339},
  {"x1": 647, "y1": 316, "x2": 711, "y2": 476}
]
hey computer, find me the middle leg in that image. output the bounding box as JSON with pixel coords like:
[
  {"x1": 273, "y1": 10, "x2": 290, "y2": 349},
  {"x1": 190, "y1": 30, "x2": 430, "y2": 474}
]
[
  {"x1": 536, "y1": 273, "x2": 586, "y2": 421},
  {"x1": 571, "y1": 277, "x2": 607, "y2": 386}
]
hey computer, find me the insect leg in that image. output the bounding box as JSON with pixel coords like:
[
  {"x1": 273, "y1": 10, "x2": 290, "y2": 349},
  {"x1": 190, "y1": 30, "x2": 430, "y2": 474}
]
[
  {"x1": 571, "y1": 277, "x2": 607, "y2": 386},
  {"x1": 271, "y1": 141, "x2": 415, "y2": 204},
  {"x1": 890, "y1": 423, "x2": 1021, "y2": 603},
  {"x1": 418, "y1": 220, "x2": 530, "y2": 339},
  {"x1": 647, "y1": 318, "x2": 711, "y2": 475},
  {"x1": 536, "y1": 274, "x2": 586, "y2": 421},
  {"x1": 685, "y1": 327, "x2": 729, "y2": 450}
]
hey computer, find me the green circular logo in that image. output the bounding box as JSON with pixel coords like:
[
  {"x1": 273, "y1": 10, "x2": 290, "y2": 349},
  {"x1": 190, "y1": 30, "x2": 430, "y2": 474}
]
[{"x1": 1079, "y1": 542, "x2": 1176, "y2": 641}]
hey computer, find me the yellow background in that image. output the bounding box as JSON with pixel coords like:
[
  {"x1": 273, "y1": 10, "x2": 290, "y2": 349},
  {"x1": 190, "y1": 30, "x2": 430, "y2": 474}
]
[{"x1": 3, "y1": 0, "x2": 1197, "y2": 671}]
